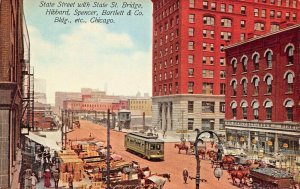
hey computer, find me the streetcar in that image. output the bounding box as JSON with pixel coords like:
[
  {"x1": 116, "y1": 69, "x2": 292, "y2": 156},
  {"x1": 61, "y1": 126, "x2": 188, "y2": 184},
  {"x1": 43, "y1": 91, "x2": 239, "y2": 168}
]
[{"x1": 124, "y1": 132, "x2": 164, "y2": 161}]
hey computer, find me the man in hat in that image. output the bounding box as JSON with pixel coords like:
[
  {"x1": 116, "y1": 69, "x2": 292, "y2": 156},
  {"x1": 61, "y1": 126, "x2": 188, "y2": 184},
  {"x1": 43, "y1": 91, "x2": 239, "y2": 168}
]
[
  {"x1": 183, "y1": 168, "x2": 189, "y2": 184},
  {"x1": 53, "y1": 169, "x2": 60, "y2": 189},
  {"x1": 30, "y1": 173, "x2": 38, "y2": 189}
]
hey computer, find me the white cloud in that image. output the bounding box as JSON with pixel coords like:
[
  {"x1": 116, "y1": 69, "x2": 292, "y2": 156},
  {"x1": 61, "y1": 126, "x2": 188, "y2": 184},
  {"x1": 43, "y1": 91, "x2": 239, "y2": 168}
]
[{"x1": 29, "y1": 24, "x2": 152, "y2": 104}]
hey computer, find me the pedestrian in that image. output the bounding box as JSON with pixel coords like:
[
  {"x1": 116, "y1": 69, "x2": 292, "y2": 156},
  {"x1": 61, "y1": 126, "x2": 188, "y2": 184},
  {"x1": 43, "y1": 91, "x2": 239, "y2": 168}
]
[
  {"x1": 183, "y1": 168, "x2": 189, "y2": 184},
  {"x1": 68, "y1": 173, "x2": 74, "y2": 189},
  {"x1": 53, "y1": 169, "x2": 60, "y2": 189},
  {"x1": 30, "y1": 173, "x2": 38, "y2": 189},
  {"x1": 44, "y1": 169, "x2": 51, "y2": 188}
]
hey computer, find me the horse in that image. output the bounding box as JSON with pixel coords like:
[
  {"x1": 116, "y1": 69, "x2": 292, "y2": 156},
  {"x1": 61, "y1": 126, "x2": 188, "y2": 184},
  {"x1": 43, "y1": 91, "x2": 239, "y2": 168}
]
[
  {"x1": 174, "y1": 143, "x2": 189, "y2": 154},
  {"x1": 221, "y1": 155, "x2": 235, "y2": 169},
  {"x1": 198, "y1": 148, "x2": 206, "y2": 160},
  {"x1": 228, "y1": 164, "x2": 250, "y2": 187},
  {"x1": 157, "y1": 173, "x2": 171, "y2": 182}
]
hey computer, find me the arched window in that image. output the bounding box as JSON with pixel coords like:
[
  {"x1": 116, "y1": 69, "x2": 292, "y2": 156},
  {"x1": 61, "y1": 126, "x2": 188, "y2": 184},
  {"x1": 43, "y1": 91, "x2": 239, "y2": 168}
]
[
  {"x1": 286, "y1": 45, "x2": 294, "y2": 65},
  {"x1": 253, "y1": 53, "x2": 259, "y2": 70},
  {"x1": 164, "y1": 72, "x2": 167, "y2": 80},
  {"x1": 252, "y1": 101, "x2": 259, "y2": 120},
  {"x1": 284, "y1": 99, "x2": 294, "y2": 121},
  {"x1": 265, "y1": 75, "x2": 272, "y2": 93},
  {"x1": 241, "y1": 79, "x2": 247, "y2": 95},
  {"x1": 264, "y1": 100, "x2": 273, "y2": 120},
  {"x1": 231, "y1": 58, "x2": 237, "y2": 74},
  {"x1": 241, "y1": 56, "x2": 248, "y2": 72},
  {"x1": 159, "y1": 73, "x2": 162, "y2": 81},
  {"x1": 154, "y1": 75, "x2": 157, "y2": 82},
  {"x1": 221, "y1": 18, "x2": 232, "y2": 27},
  {"x1": 231, "y1": 101, "x2": 237, "y2": 118},
  {"x1": 203, "y1": 16, "x2": 215, "y2": 26},
  {"x1": 252, "y1": 76, "x2": 260, "y2": 95},
  {"x1": 254, "y1": 22, "x2": 265, "y2": 31},
  {"x1": 241, "y1": 101, "x2": 248, "y2": 119},
  {"x1": 285, "y1": 72, "x2": 294, "y2": 92},
  {"x1": 220, "y1": 70, "x2": 226, "y2": 78},
  {"x1": 231, "y1": 80, "x2": 237, "y2": 96},
  {"x1": 266, "y1": 51, "x2": 272, "y2": 68}
]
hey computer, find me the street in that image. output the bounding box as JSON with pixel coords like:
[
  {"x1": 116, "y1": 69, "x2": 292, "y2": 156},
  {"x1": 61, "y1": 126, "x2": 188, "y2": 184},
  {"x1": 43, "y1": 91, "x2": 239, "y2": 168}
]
[{"x1": 67, "y1": 120, "x2": 238, "y2": 189}]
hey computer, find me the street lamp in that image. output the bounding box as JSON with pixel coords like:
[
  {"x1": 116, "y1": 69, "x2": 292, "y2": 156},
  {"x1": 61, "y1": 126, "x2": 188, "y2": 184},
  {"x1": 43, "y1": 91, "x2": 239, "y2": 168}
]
[{"x1": 194, "y1": 128, "x2": 223, "y2": 189}]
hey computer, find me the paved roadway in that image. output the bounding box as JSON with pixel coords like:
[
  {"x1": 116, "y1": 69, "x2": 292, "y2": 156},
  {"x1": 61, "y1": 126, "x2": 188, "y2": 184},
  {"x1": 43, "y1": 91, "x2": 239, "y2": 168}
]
[{"x1": 67, "y1": 120, "x2": 238, "y2": 189}]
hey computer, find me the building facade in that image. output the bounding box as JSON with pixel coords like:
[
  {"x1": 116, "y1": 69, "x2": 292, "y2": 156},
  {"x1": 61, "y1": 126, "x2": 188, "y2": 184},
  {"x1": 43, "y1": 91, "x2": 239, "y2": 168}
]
[
  {"x1": 151, "y1": 0, "x2": 300, "y2": 135},
  {"x1": 128, "y1": 98, "x2": 152, "y2": 116},
  {"x1": 225, "y1": 25, "x2": 300, "y2": 155},
  {"x1": 0, "y1": 0, "x2": 27, "y2": 187}
]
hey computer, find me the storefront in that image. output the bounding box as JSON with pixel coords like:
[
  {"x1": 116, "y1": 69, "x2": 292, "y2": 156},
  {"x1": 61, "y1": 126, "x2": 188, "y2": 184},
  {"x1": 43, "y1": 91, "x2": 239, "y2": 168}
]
[{"x1": 225, "y1": 120, "x2": 300, "y2": 156}]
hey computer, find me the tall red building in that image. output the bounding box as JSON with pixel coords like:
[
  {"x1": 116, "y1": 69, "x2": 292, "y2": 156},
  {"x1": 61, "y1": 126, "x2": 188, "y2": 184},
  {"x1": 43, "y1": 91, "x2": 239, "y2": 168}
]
[
  {"x1": 225, "y1": 25, "x2": 300, "y2": 155},
  {"x1": 151, "y1": 0, "x2": 300, "y2": 135}
]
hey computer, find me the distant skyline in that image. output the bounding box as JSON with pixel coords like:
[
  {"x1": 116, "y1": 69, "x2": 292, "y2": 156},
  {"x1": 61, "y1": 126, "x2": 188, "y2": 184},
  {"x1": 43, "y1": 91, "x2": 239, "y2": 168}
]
[{"x1": 24, "y1": 0, "x2": 153, "y2": 104}]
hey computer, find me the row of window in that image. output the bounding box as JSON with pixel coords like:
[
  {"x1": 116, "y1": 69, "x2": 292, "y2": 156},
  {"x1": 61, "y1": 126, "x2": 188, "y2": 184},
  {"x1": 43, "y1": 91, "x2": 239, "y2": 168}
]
[
  {"x1": 231, "y1": 43, "x2": 295, "y2": 74},
  {"x1": 230, "y1": 98, "x2": 295, "y2": 121},
  {"x1": 154, "y1": 0, "x2": 179, "y2": 22},
  {"x1": 188, "y1": 101, "x2": 225, "y2": 114},
  {"x1": 186, "y1": 118, "x2": 225, "y2": 131},
  {"x1": 230, "y1": 71, "x2": 295, "y2": 96},
  {"x1": 254, "y1": 8, "x2": 297, "y2": 21},
  {"x1": 155, "y1": 69, "x2": 225, "y2": 80}
]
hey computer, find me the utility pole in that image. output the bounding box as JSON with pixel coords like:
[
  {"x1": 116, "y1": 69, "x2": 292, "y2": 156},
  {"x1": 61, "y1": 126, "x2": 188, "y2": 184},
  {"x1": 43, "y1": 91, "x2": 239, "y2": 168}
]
[
  {"x1": 61, "y1": 110, "x2": 64, "y2": 150},
  {"x1": 65, "y1": 110, "x2": 67, "y2": 149},
  {"x1": 106, "y1": 109, "x2": 111, "y2": 189}
]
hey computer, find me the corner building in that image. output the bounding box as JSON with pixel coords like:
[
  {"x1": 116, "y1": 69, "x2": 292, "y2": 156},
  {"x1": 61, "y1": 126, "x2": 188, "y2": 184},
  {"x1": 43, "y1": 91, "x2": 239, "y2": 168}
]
[
  {"x1": 225, "y1": 25, "x2": 300, "y2": 155},
  {"x1": 151, "y1": 0, "x2": 300, "y2": 135}
]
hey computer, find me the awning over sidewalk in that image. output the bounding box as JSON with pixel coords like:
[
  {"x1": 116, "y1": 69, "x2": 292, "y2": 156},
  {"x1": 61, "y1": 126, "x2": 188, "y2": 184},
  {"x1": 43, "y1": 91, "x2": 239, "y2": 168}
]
[{"x1": 26, "y1": 132, "x2": 61, "y2": 151}]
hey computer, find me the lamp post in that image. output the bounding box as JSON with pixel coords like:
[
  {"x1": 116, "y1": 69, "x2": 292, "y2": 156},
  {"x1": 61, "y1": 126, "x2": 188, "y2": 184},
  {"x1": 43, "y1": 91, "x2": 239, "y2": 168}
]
[{"x1": 194, "y1": 128, "x2": 223, "y2": 189}]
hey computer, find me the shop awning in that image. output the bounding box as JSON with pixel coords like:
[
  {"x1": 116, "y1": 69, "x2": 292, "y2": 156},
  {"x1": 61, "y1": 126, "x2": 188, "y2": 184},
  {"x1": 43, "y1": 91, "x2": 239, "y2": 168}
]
[
  {"x1": 26, "y1": 132, "x2": 61, "y2": 151},
  {"x1": 147, "y1": 175, "x2": 167, "y2": 186}
]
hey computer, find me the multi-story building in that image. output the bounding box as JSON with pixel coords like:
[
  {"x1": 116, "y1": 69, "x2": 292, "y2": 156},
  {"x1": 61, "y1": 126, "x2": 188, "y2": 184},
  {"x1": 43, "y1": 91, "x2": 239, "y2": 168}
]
[
  {"x1": 151, "y1": 0, "x2": 300, "y2": 135},
  {"x1": 55, "y1": 91, "x2": 82, "y2": 113},
  {"x1": 33, "y1": 102, "x2": 54, "y2": 130},
  {"x1": 128, "y1": 98, "x2": 152, "y2": 116},
  {"x1": 225, "y1": 24, "x2": 300, "y2": 155},
  {"x1": 0, "y1": 0, "x2": 28, "y2": 187}
]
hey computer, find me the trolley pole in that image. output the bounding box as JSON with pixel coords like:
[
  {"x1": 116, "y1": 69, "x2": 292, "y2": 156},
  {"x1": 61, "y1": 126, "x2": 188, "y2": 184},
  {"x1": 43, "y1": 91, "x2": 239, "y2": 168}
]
[
  {"x1": 106, "y1": 109, "x2": 111, "y2": 189},
  {"x1": 61, "y1": 109, "x2": 64, "y2": 150}
]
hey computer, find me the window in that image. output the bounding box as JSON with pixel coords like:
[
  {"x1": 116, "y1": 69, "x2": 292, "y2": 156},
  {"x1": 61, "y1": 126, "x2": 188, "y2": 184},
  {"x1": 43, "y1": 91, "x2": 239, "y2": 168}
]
[
  {"x1": 188, "y1": 41, "x2": 194, "y2": 50},
  {"x1": 286, "y1": 12, "x2": 290, "y2": 20},
  {"x1": 219, "y1": 119, "x2": 225, "y2": 130},
  {"x1": 188, "y1": 55, "x2": 194, "y2": 64},
  {"x1": 242, "y1": 56, "x2": 248, "y2": 72},
  {"x1": 265, "y1": 75, "x2": 272, "y2": 93},
  {"x1": 220, "y1": 57, "x2": 225, "y2": 66},
  {"x1": 252, "y1": 101, "x2": 259, "y2": 120},
  {"x1": 202, "y1": 57, "x2": 207, "y2": 64},
  {"x1": 221, "y1": 31, "x2": 231, "y2": 40},
  {"x1": 220, "y1": 102, "x2": 225, "y2": 113},
  {"x1": 221, "y1": 4, "x2": 226, "y2": 12},
  {"x1": 203, "y1": 1, "x2": 208, "y2": 9},
  {"x1": 188, "y1": 101, "x2": 194, "y2": 113},
  {"x1": 286, "y1": 72, "x2": 294, "y2": 92},
  {"x1": 154, "y1": 75, "x2": 156, "y2": 82},
  {"x1": 188, "y1": 118, "x2": 194, "y2": 130},
  {"x1": 188, "y1": 68, "x2": 194, "y2": 77},
  {"x1": 202, "y1": 70, "x2": 214, "y2": 78},
  {"x1": 240, "y1": 20, "x2": 246, "y2": 28},
  {"x1": 253, "y1": 77, "x2": 259, "y2": 95},
  {"x1": 210, "y1": 44, "x2": 214, "y2": 51},
  {"x1": 231, "y1": 80, "x2": 237, "y2": 96},
  {"x1": 189, "y1": 14, "x2": 195, "y2": 23},
  {"x1": 202, "y1": 102, "x2": 215, "y2": 113},
  {"x1": 262, "y1": 9, "x2": 266, "y2": 18},
  {"x1": 188, "y1": 82, "x2": 194, "y2": 94},
  {"x1": 175, "y1": 82, "x2": 178, "y2": 93},
  {"x1": 293, "y1": 13, "x2": 297, "y2": 21},
  {"x1": 241, "y1": 33, "x2": 246, "y2": 41},
  {"x1": 271, "y1": 24, "x2": 280, "y2": 32},
  {"x1": 189, "y1": 0, "x2": 195, "y2": 8},
  {"x1": 253, "y1": 53, "x2": 259, "y2": 71},
  {"x1": 241, "y1": 102, "x2": 248, "y2": 119},
  {"x1": 228, "y1": 4, "x2": 233, "y2": 12},
  {"x1": 277, "y1": 11, "x2": 282, "y2": 18},
  {"x1": 210, "y1": 30, "x2": 215, "y2": 38},
  {"x1": 242, "y1": 79, "x2": 248, "y2": 95},
  {"x1": 203, "y1": 16, "x2": 215, "y2": 26},
  {"x1": 270, "y1": 0, "x2": 275, "y2": 4},
  {"x1": 189, "y1": 28, "x2": 194, "y2": 36},
  {"x1": 170, "y1": 71, "x2": 173, "y2": 78},
  {"x1": 220, "y1": 44, "x2": 225, "y2": 52},
  {"x1": 221, "y1": 18, "x2": 232, "y2": 27},
  {"x1": 211, "y1": 2, "x2": 216, "y2": 11},
  {"x1": 202, "y1": 83, "x2": 214, "y2": 94},
  {"x1": 270, "y1": 10, "x2": 275, "y2": 18},
  {"x1": 169, "y1": 83, "x2": 172, "y2": 93},
  {"x1": 266, "y1": 51, "x2": 272, "y2": 68},
  {"x1": 286, "y1": 0, "x2": 290, "y2": 7},
  {"x1": 241, "y1": 6, "x2": 246, "y2": 14},
  {"x1": 232, "y1": 59, "x2": 237, "y2": 74},
  {"x1": 159, "y1": 73, "x2": 162, "y2": 81},
  {"x1": 278, "y1": 0, "x2": 282, "y2": 5},
  {"x1": 220, "y1": 83, "x2": 226, "y2": 94},
  {"x1": 220, "y1": 71, "x2": 226, "y2": 79},
  {"x1": 202, "y1": 119, "x2": 214, "y2": 130},
  {"x1": 265, "y1": 101, "x2": 272, "y2": 120},
  {"x1": 286, "y1": 45, "x2": 294, "y2": 65},
  {"x1": 254, "y1": 22, "x2": 265, "y2": 31},
  {"x1": 254, "y1": 8, "x2": 259, "y2": 17},
  {"x1": 285, "y1": 100, "x2": 294, "y2": 121},
  {"x1": 293, "y1": 0, "x2": 297, "y2": 7},
  {"x1": 231, "y1": 101, "x2": 237, "y2": 118},
  {"x1": 210, "y1": 57, "x2": 214, "y2": 64},
  {"x1": 203, "y1": 30, "x2": 207, "y2": 37},
  {"x1": 164, "y1": 72, "x2": 167, "y2": 80},
  {"x1": 203, "y1": 43, "x2": 207, "y2": 51}
]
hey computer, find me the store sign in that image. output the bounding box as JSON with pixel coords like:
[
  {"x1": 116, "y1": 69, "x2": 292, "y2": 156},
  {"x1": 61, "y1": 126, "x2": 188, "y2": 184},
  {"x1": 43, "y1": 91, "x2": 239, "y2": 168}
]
[{"x1": 225, "y1": 121, "x2": 300, "y2": 131}]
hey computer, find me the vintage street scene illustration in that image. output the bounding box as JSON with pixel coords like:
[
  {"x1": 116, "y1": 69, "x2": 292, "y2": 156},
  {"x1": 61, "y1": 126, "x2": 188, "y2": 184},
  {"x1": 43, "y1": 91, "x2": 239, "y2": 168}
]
[{"x1": 0, "y1": 0, "x2": 300, "y2": 188}]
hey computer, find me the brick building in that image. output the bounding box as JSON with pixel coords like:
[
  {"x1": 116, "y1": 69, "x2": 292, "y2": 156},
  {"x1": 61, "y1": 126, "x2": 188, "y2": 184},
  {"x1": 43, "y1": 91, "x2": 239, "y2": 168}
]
[
  {"x1": 151, "y1": 0, "x2": 300, "y2": 135},
  {"x1": 225, "y1": 24, "x2": 300, "y2": 155},
  {"x1": 128, "y1": 98, "x2": 152, "y2": 116},
  {"x1": 33, "y1": 102, "x2": 54, "y2": 130},
  {"x1": 0, "y1": 0, "x2": 27, "y2": 187}
]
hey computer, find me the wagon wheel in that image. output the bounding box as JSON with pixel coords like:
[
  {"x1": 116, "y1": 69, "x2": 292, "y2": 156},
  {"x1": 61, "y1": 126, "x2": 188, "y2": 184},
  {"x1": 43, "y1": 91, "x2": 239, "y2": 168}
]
[{"x1": 113, "y1": 185, "x2": 125, "y2": 189}]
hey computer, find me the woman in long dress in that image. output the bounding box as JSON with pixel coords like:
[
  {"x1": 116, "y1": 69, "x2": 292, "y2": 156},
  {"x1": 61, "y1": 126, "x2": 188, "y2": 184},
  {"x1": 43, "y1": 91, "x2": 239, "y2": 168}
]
[{"x1": 44, "y1": 169, "x2": 51, "y2": 187}]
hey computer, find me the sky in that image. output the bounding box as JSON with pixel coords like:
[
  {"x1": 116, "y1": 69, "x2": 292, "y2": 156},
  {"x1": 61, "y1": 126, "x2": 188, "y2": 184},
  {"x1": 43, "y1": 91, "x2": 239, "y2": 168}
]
[{"x1": 24, "y1": 0, "x2": 153, "y2": 104}]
